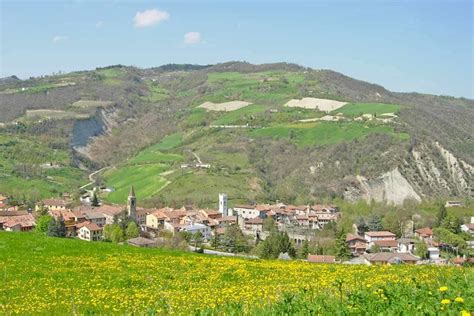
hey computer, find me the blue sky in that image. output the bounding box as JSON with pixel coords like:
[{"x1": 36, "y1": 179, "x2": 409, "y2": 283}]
[{"x1": 1, "y1": 0, "x2": 473, "y2": 98}]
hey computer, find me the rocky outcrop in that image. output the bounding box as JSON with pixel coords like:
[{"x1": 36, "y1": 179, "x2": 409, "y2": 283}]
[
  {"x1": 71, "y1": 105, "x2": 119, "y2": 159},
  {"x1": 344, "y1": 168, "x2": 421, "y2": 205}
]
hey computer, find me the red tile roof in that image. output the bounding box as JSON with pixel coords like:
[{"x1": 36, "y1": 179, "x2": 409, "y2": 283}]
[
  {"x1": 41, "y1": 199, "x2": 67, "y2": 207},
  {"x1": 346, "y1": 234, "x2": 366, "y2": 242},
  {"x1": 365, "y1": 231, "x2": 396, "y2": 237},
  {"x1": 0, "y1": 214, "x2": 35, "y2": 228},
  {"x1": 374, "y1": 240, "x2": 398, "y2": 247}
]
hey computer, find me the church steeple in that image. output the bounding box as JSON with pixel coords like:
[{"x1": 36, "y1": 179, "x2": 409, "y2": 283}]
[{"x1": 127, "y1": 185, "x2": 137, "y2": 221}]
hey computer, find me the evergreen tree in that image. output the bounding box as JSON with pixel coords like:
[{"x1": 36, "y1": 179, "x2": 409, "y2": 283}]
[
  {"x1": 298, "y1": 239, "x2": 310, "y2": 259},
  {"x1": 436, "y1": 204, "x2": 447, "y2": 227},
  {"x1": 46, "y1": 218, "x2": 59, "y2": 237},
  {"x1": 334, "y1": 228, "x2": 351, "y2": 260},
  {"x1": 440, "y1": 215, "x2": 461, "y2": 234},
  {"x1": 57, "y1": 217, "x2": 67, "y2": 237},
  {"x1": 367, "y1": 214, "x2": 383, "y2": 231},
  {"x1": 125, "y1": 222, "x2": 140, "y2": 239},
  {"x1": 356, "y1": 217, "x2": 369, "y2": 235},
  {"x1": 211, "y1": 229, "x2": 220, "y2": 250},
  {"x1": 91, "y1": 190, "x2": 100, "y2": 207}
]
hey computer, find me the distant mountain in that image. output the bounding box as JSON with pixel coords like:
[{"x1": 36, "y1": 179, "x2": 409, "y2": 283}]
[{"x1": 0, "y1": 62, "x2": 472, "y2": 205}]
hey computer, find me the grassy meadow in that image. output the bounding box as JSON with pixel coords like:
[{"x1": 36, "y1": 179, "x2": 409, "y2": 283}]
[
  {"x1": 334, "y1": 103, "x2": 401, "y2": 117},
  {"x1": 0, "y1": 232, "x2": 472, "y2": 315}
]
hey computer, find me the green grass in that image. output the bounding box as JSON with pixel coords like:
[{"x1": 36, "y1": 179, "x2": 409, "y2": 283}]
[
  {"x1": 142, "y1": 81, "x2": 169, "y2": 103},
  {"x1": 0, "y1": 134, "x2": 87, "y2": 199},
  {"x1": 102, "y1": 164, "x2": 170, "y2": 204},
  {"x1": 95, "y1": 68, "x2": 126, "y2": 86},
  {"x1": 333, "y1": 103, "x2": 401, "y2": 117},
  {"x1": 1, "y1": 232, "x2": 472, "y2": 315},
  {"x1": 102, "y1": 133, "x2": 184, "y2": 203},
  {"x1": 250, "y1": 121, "x2": 409, "y2": 147}
]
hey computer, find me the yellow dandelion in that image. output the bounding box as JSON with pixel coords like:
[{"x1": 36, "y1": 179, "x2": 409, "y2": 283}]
[
  {"x1": 439, "y1": 286, "x2": 448, "y2": 292},
  {"x1": 461, "y1": 311, "x2": 470, "y2": 316},
  {"x1": 441, "y1": 299, "x2": 450, "y2": 305},
  {"x1": 454, "y1": 297, "x2": 464, "y2": 303}
]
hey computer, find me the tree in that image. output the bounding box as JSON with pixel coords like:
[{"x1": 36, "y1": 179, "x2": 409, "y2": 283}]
[
  {"x1": 440, "y1": 215, "x2": 461, "y2": 234},
  {"x1": 298, "y1": 239, "x2": 310, "y2": 259},
  {"x1": 104, "y1": 224, "x2": 125, "y2": 243},
  {"x1": 414, "y1": 241, "x2": 428, "y2": 259},
  {"x1": 334, "y1": 228, "x2": 351, "y2": 261},
  {"x1": 263, "y1": 217, "x2": 276, "y2": 232},
  {"x1": 222, "y1": 224, "x2": 249, "y2": 253},
  {"x1": 91, "y1": 190, "x2": 100, "y2": 207},
  {"x1": 192, "y1": 231, "x2": 204, "y2": 249},
  {"x1": 126, "y1": 222, "x2": 140, "y2": 239},
  {"x1": 36, "y1": 215, "x2": 53, "y2": 234},
  {"x1": 367, "y1": 214, "x2": 383, "y2": 231},
  {"x1": 46, "y1": 217, "x2": 66, "y2": 237},
  {"x1": 436, "y1": 204, "x2": 447, "y2": 227},
  {"x1": 211, "y1": 230, "x2": 220, "y2": 250},
  {"x1": 356, "y1": 217, "x2": 369, "y2": 235}
]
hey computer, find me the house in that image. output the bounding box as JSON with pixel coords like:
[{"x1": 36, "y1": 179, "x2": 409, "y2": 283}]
[
  {"x1": 346, "y1": 234, "x2": 368, "y2": 256},
  {"x1": 232, "y1": 205, "x2": 268, "y2": 220},
  {"x1": 127, "y1": 237, "x2": 155, "y2": 248},
  {"x1": 460, "y1": 223, "x2": 474, "y2": 237},
  {"x1": 367, "y1": 252, "x2": 420, "y2": 265},
  {"x1": 146, "y1": 210, "x2": 168, "y2": 230},
  {"x1": 373, "y1": 240, "x2": 398, "y2": 252},
  {"x1": 0, "y1": 213, "x2": 35, "y2": 231},
  {"x1": 445, "y1": 201, "x2": 462, "y2": 208},
  {"x1": 415, "y1": 227, "x2": 433, "y2": 240},
  {"x1": 85, "y1": 212, "x2": 106, "y2": 227},
  {"x1": 364, "y1": 231, "x2": 396, "y2": 249},
  {"x1": 36, "y1": 198, "x2": 68, "y2": 212},
  {"x1": 182, "y1": 223, "x2": 211, "y2": 241},
  {"x1": 78, "y1": 222, "x2": 102, "y2": 241},
  {"x1": 243, "y1": 217, "x2": 264, "y2": 236},
  {"x1": 307, "y1": 255, "x2": 336, "y2": 264},
  {"x1": 0, "y1": 195, "x2": 9, "y2": 208},
  {"x1": 397, "y1": 238, "x2": 417, "y2": 253}
]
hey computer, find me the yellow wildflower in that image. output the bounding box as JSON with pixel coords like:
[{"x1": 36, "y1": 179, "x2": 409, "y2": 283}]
[
  {"x1": 441, "y1": 299, "x2": 450, "y2": 305},
  {"x1": 461, "y1": 311, "x2": 470, "y2": 316},
  {"x1": 455, "y1": 297, "x2": 464, "y2": 303},
  {"x1": 439, "y1": 286, "x2": 448, "y2": 292}
]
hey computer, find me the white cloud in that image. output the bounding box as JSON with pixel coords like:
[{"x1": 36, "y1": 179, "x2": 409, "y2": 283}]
[
  {"x1": 184, "y1": 32, "x2": 202, "y2": 44},
  {"x1": 52, "y1": 36, "x2": 67, "y2": 43},
  {"x1": 96, "y1": 21, "x2": 104, "y2": 28},
  {"x1": 133, "y1": 9, "x2": 169, "y2": 28}
]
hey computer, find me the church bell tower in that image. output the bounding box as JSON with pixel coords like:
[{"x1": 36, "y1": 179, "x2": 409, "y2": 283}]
[{"x1": 127, "y1": 186, "x2": 137, "y2": 221}]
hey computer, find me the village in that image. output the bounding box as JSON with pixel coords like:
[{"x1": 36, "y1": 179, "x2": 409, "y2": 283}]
[{"x1": 0, "y1": 189, "x2": 473, "y2": 266}]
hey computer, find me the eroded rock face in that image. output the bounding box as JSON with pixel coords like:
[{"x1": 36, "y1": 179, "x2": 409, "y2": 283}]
[
  {"x1": 344, "y1": 141, "x2": 474, "y2": 204},
  {"x1": 71, "y1": 105, "x2": 119, "y2": 159},
  {"x1": 344, "y1": 168, "x2": 421, "y2": 205}
]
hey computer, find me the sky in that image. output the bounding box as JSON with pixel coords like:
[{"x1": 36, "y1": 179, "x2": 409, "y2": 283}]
[{"x1": 1, "y1": 0, "x2": 473, "y2": 98}]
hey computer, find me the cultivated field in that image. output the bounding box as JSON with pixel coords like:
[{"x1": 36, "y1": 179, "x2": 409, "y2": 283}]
[
  {"x1": 71, "y1": 100, "x2": 113, "y2": 108},
  {"x1": 1, "y1": 233, "x2": 472, "y2": 315},
  {"x1": 285, "y1": 97, "x2": 347, "y2": 112},
  {"x1": 198, "y1": 101, "x2": 252, "y2": 111}
]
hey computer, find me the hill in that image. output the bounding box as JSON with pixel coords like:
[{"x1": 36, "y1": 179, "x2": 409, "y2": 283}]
[
  {"x1": 1, "y1": 232, "x2": 472, "y2": 314},
  {"x1": 0, "y1": 62, "x2": 473, "y2": 206}
]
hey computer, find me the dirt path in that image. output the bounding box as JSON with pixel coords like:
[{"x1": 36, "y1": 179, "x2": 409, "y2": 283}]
[{"x1": 79, "y1": 166, "x2": 112, "y2": 190}]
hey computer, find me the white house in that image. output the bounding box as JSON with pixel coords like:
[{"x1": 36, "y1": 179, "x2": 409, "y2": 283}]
[
  {"x1": 232, "y1": 205, "x2": 268, "y2": 219},
  {"x1": 182, "y1": 223, "x2": 211, "y2": 241},
  {"x1": 78, "y1": 222, "x2": 102, "y2": 241},
  {"x1": 364, "y1": 231, "x2": 396, "y2": 249},
  {"x1": 428, "y1": 247, "x2": 440, "y2": 260}
]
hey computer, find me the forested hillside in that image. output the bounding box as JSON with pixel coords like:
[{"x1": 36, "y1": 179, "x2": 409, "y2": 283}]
[{"x1": 0, "y1": 62, "x2": 472, "y2": 206}]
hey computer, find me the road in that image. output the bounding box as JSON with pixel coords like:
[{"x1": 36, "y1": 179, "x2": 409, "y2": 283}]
[{"x1": 79, "y1": 166, "x2": 112, "y2": 190}]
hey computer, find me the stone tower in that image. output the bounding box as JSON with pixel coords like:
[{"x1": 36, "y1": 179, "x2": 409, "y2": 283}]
[
  {"x1": 127, "y1": 186, "x2": 137, "y2": 221},
  {"x1": 219, "y1": 193, "x2": 228, "y2": 216}
]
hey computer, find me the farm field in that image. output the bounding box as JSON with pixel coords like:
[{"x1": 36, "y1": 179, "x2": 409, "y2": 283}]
[
  {"x1": 0, "y1": 232, "x2": 472, "y2": 315},
  {"x1": 249, "y1": 121, "x2": 409, "y2": 147},
  {"x1": 102, "y1": 133, "x2": 183, "y2": 203},
  {"x1": 333, "y1": 102, "x2": 401, "y2": 117}
]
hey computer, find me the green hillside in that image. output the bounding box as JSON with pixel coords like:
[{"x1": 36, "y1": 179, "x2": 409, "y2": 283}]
[
  {"x1": 1, "y1": 232, "x2": 472, "y2": 315},
  {"x1": 0, "y1": 62, "x2": 473, "y2": 206}
]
